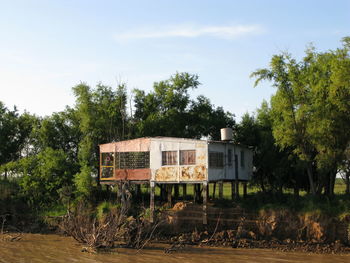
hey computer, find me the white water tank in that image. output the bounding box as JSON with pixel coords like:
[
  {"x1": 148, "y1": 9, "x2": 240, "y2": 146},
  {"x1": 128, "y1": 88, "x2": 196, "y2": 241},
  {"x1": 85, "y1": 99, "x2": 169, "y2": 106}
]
[{"x1": 220, "y1": 128, "x2": 233, "y2": 141}]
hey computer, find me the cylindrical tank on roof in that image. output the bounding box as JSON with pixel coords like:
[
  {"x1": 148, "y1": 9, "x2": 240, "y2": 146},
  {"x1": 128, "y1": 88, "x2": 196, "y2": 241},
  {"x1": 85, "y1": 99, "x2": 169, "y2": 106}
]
[{"x1": 220, "y1": 128, "x2": 233, "y2": 141}]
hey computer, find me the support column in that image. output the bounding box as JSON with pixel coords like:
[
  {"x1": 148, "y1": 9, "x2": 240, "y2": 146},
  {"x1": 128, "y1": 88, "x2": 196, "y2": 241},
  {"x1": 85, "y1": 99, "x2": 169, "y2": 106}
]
[
  {"x1": 135, "y1": 184, "x2": 141, "y2": 199},
  {"x1": 213, "y1": 182, "x2": 216, "y2": 199},
  {"x1": 167, "y1": 184, "x2": 173, "y2": 207},
  {"x1": 231, "y1": 181, "x2": 235, "y2": 200},
  {"x1": 117, "y1": 182, "x2": 122, "y2": 203},
  {"x1": 235, "y1": 180, "x2": 240, "y2": 199},
  {"x1": 182, "y1": 184, "x2": 187, "y2": 199},
  {"x1": 243, "y1": 181, "x2": 247, "y2": 198},
  {"x1": 202, "y1": 182, "x2": 208, "y2": 225},
  {"x1": 219, "y1": 181, "x2": 224, "y2": 199},
  {"x1": 150, "y1": 182, "x2": 155, "y2": 223},
  {"x1": 206, "y1": 184, "x2": 209, "y2": 201},
  {"x1": 174, "y1": 184, "x2": 179, "y2": 200}
]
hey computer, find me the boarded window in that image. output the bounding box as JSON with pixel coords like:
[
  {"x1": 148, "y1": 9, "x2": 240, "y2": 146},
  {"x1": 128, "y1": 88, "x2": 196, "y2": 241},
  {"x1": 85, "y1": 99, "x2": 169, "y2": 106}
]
[
  {"x1": 115, "y1": 152, "x2": 150, "y2": 169},
  {"x1": 240, "y1": 150, "x2": 245, "y2": 168},
  {"x1": 100, "y1": 152, "x2": 114, "y2": 179},
  {"x1": 162, "y1": 151, "x2": 177, "y2": 165},
  {"x1": 228, "y1": 149, "x2": 233, "y2": 166},
  {"x1": 101, "y1": 167, "x2": 114, "y2": 178},
  {"x1": 209, "y1": 152, "x2": 224, "y2": 168},
  {"x1": 180, "y1": 150, "x2": 196, "y2": 165}
]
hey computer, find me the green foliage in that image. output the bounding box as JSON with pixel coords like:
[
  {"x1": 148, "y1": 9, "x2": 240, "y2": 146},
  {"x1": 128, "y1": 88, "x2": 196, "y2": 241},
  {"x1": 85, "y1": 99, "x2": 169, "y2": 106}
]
[
  {"x1": 0, "y1": 103, "x2": 38, "y2": 168},
  {"x1": 96, "y1": 201, "x2": 120, "y2": 219},
  {"x1": 4, "y1": 148, "x2": 74, "y2": 208},
  {"x1": 74, "y1": 165, "x2": 94, "y2": 198},
  {"x1": 251, "y1": 37, "x2": 350, "y2": 195},
  {"x1": 134, "y1": 72, "x2": 235, "y2": 139},
  {"x1": 72, "y1": 83, "x2": 129, "y2": 194}
]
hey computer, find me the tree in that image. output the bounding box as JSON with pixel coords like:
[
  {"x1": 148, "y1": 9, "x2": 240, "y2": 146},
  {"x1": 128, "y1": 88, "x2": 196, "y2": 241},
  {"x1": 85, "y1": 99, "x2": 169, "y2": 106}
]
[
  {"x1": 234, "y1": 103, "x2": 307, "y2": 194},
  {"x1": 72, "y1": 83, "x2": 128, "y2": 196},
  {"x1": 0, "y1": 102, "x2": 38, "y2": 178},
  {"x1": 134, "y1": 72, "x2": 235, "y2": 139},
  {"x1": 251, "y1": 38, "x2": 350, "y2": 195}
]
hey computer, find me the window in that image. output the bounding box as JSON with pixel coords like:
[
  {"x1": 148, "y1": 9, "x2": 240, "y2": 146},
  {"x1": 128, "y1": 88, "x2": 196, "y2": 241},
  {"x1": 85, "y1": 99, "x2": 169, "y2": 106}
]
[
  {"x1": 209, "y1": 152, "x2": 224, "y2": 168},
  {"x1": 240, "y1": 150, "x2": 245, "y2": 168},
  {"x1": 228, "y1": 149, "x2": 233, "y2": 166},
  {"x1": 115, "y1": 152, "x2": 150, "y2": 169},
  {"x1": 101, "y1": 152, "x2": 114, "y2": 166},
  {"x1": 101, "y1": 167, "x2": 114, "y2": 178},
  {"x1": 180, "y1": 150, "x2": 196, "y2": 165},
  {"x1": 162, "y1": 151, "x2": 177, "y2": 165},
  {"x1": 100, "y1": 152, "x2": 114, "y2": 179}
]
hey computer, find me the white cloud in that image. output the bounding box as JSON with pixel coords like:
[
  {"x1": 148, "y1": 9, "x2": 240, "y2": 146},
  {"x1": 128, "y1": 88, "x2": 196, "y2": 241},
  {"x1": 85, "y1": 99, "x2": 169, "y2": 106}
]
[{"x1": 114, "y1": 24, "x2": 264, "y2": 42}]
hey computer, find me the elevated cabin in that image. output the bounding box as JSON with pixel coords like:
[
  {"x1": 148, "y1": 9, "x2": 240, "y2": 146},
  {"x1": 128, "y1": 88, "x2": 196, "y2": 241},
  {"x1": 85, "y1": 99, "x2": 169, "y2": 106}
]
[
  {"x1": 99, "y1": 137, "x2": 253, "y2": 184},
  {"x1": 99, "y1": 136, "x2": 253, "y2": 224}
]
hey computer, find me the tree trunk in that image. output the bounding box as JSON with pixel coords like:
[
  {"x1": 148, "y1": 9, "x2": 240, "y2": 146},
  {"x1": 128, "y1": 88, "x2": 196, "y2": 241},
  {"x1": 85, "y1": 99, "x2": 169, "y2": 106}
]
[
  {"x1": 329, "y1": 171, "x2": 336, "y2": 196},
  {"x1": 346, "y1": 173, "x2": 350, "y2": 195},
  {"x1": 307, "y1": 163, "x2": 316, "y2": 195}
]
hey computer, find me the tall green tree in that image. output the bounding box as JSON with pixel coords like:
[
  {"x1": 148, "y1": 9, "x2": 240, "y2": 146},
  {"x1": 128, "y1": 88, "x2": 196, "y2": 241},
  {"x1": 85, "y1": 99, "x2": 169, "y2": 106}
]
[
  {"x1": 0, "y1": 102, "x2": 38, "y2": 178},
  {"x1": 72, "y1": 83, "x2": 128, "y2": 196},
  {"x1": 251, "y1": 38, "x2": 350, "y2": 195},
  {"x1": 134, "y1": 72, "x2": 235, "y2": 139}
]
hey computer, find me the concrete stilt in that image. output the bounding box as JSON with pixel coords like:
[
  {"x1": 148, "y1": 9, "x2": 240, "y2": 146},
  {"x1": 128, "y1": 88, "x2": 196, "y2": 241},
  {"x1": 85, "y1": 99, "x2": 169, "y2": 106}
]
[
  {"x1": 243, "y1": 182, "x2": 247, "y2": 198},
  {"x1": 174, "y1": 184, "x2": 179, "y2": 200},
  {"x1": 167, "y1": 184, "x2": 173, "y2": 207},
  {"x1": 150, "y1": 182, "x2": 155, "y2": 223},
  {"x1": 202, "y1": 182, "x2": 208, "y2": 225},
  {"x1": 117, "y1": 182, "x2": 122, "y2": 203},
  {"x1": 231, "y1": 181, "x2": 235, "y2": 200},
  {"x1": 219, "y1": 181, "x2": 224, "y2": 199},
  {"x1": 213, "y1": 182, "x2": 216, "y2": 199},
  {"x1": 235, "y1": 180, "x2": 240, "y2": 199},
  {"x1": 183, "y1": 184, "x2": 187, "y2": 199}
]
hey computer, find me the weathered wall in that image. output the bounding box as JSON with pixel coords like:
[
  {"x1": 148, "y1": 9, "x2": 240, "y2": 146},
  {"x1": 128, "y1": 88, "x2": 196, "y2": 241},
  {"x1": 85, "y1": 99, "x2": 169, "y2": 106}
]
[
  {"x1": 150, "y1": 138, "x2": 208, "y2": 183},
  {"x1": 99, "y1": 138, "x2": 151, "y2": 153},
  {"x1": 208, "y1": 143, "x2": 253, "y2": 182}
]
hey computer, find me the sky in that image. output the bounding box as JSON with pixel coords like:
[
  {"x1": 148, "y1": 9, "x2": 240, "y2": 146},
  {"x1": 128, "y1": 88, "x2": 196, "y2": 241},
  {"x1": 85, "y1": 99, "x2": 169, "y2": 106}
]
[{"x1": 0, "y1": 0, "x2": 349, "y2": 121}]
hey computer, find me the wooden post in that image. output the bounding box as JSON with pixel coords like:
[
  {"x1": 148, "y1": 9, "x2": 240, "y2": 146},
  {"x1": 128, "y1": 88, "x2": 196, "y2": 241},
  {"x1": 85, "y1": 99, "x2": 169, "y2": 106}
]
[
  {"x1": 219, "y1": 181, "x2": 223, "y2": 199},
  {"x1": 243, "y1": 182, "x2": 247, "y2": 198},
  {"x1": 182, "y1": 184, "x2": 187, "y2": 199},
  {"x1": 167, "y1": 184, "x2": 173, "y2": 207},
  {"x1": 235, "y1": 154, "x2": 239, "y2": 199},
  {"x1": 193, "y1": 184, "x2": 196, "y2": 203},
  {"x1": 174, "y1": 184, "x2": 179, "y2": 200},
  {"x1": 213, "y1": 182, "x2": 216, "y2": 199},
  {"x1": 150, "y1": 182, "x2": 155, "y2": 223},
  {"x1": 135, "y1": 184, "x2": 141, "y2": 199},
  {"x1": 231, "y1": 181, "x2": 235, "y2": 200},
  {"x1": 202, "y1": 182, "x2": 208, "y2": 225},
  {"x1": 117, "y1": 182, "x2": 122, "y2": 203},
  {"x1": 206, "y1": 184, "x2": 209, "y2": 201}
]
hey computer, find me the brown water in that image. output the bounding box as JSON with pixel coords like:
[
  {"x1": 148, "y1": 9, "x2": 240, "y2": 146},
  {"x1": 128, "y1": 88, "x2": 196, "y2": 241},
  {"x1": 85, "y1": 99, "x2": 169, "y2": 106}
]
[{"x1": 1, "y1": 234, "x2": 350, "y2": 263}]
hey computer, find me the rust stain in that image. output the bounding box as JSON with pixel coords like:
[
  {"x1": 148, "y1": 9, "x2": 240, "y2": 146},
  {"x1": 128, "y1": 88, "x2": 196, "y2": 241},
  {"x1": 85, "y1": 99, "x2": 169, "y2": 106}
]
[
  {"x1": 197, "y1": 154, "x2": 206, "y2": 161},
  {"x1": 180, "y1": 165, "x2": 206, "y2": 181},
  {"x1": 155, "y1": 167, "x2": 178, "y2": 181},
  {"x1": 115, "y1": 169, "x2": 151, "y2": 180}
]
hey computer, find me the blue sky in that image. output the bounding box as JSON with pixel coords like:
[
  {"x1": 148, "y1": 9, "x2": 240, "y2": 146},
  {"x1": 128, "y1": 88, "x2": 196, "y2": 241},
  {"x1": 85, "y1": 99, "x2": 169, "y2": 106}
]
[{"x1": 0, "y1": 0, "x2": 349, "y2": 121}]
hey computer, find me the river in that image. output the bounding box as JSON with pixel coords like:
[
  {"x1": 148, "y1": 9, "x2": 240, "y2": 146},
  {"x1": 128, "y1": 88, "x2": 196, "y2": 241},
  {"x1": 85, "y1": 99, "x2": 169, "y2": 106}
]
[{"x1": 1, "y1": 234, "x2": 350, "y2": 263}]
